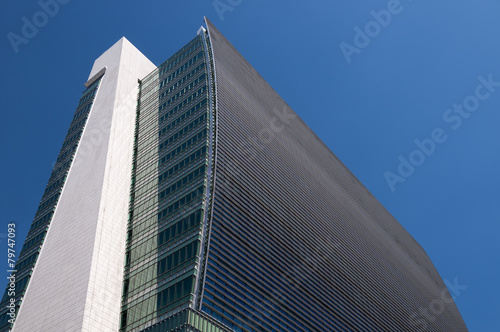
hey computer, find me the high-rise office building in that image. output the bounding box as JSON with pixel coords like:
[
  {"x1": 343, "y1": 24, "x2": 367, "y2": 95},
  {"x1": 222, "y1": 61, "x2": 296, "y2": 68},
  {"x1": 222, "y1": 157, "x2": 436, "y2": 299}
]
[{"x1": 1, "y1": 18, "x2": 467, "y2": 332}]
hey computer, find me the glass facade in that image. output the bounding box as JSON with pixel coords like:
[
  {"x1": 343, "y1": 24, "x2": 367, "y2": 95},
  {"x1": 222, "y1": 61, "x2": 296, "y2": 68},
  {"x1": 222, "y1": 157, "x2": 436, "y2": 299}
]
[
  {"x1": 120, "y1": 34, "x2": 217, "y2": 332},
  {"x1": 0, "y1": 75, "x2": 103, "y2": 331},
  {"x1": 1, "y1": 19, "x2": 468, "y2": 332}
]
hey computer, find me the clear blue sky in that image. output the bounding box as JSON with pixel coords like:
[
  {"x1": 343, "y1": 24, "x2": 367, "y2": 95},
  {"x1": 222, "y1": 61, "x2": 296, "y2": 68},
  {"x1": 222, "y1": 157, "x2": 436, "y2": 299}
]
[{"x1": 1, "y1": 1, "x2": 498, "y2": 330}]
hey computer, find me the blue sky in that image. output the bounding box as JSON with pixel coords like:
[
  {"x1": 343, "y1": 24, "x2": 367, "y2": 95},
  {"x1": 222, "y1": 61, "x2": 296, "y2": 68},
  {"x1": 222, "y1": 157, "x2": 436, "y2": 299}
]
[{"x1": 1, "y1": 0, "x2": 498, "y2": 330}]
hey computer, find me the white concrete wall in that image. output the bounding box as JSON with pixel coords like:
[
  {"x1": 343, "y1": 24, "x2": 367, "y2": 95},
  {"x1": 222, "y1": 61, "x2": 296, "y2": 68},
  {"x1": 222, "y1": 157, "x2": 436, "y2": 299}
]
[{"x1": 13, "y1": 38, "x2": 156, "y2": 332}]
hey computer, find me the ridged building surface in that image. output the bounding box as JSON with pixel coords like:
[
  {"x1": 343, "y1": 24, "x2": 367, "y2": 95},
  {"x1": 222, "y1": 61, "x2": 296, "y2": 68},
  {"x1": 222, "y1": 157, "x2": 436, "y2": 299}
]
[
  {"x1": 198, "y1": 20, "x2": 467, "y2": 331},
  {"x1": 1, "y1": 18, "x2": 467, "y2": 332}
]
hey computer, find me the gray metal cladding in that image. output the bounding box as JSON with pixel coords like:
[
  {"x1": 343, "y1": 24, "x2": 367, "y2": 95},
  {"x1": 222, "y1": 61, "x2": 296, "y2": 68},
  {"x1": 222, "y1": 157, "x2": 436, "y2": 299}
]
[{"x1": 202, "y1": 18, "x2": 467, "y2": 331}]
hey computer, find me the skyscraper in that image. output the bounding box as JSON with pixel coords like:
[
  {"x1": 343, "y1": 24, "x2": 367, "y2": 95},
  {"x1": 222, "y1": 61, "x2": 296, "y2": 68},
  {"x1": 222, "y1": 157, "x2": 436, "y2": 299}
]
[{"x1": 1, "y1": 18, "x2": 467, "y2": 331}]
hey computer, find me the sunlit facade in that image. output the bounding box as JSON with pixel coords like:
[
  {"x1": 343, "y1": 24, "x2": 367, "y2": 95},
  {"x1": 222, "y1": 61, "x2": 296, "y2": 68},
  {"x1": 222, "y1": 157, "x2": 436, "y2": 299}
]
[{"x1": 1, "y1": 18, "x2": 467, "y2": 332}]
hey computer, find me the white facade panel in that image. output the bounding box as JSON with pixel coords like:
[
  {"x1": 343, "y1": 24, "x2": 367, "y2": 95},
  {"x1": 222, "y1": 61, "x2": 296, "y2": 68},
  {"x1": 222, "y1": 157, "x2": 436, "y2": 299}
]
[{"x1": 13, "y1": 38, "x2": 156, "y2": 332}]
